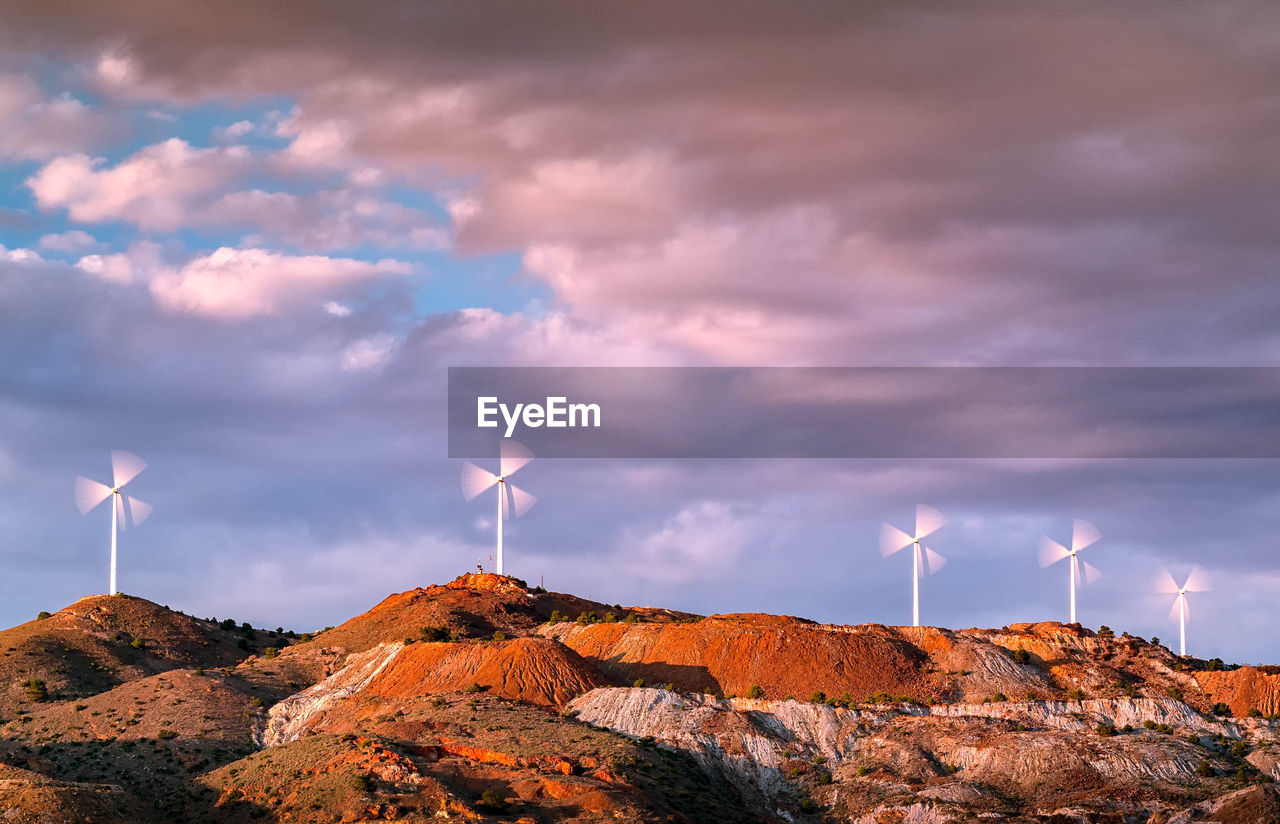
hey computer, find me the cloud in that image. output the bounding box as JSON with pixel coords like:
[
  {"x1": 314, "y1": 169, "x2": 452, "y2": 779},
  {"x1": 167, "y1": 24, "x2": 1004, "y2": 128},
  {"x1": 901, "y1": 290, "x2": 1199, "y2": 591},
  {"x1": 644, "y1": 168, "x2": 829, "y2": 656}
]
[
  {"x1": 9, "y1": 3, "x2": 1275, "y2": 362},
  {"x1": 0, "y1": 74, "x2": 111, "y2": 160},
  {"x1": 27, "y1": 139, "x2": 449, "y2": 251},
  {"x1": 341, "y1": 335, "x2": 395, "y2": 372},
  {"x1": 27, "y1": 139, "x2": 251, "y2": 232},
  {"x1": 39, "y1": 230, "x2": 103, "y2": 253},
  {"x1": 147, "y1": 247, "x2": 411, "y2": 318},
  {"x1": 0, "y1": 245, "x2": 44, "y2": 265},
  {"x1": 616, "y1": 502, "x2": 752, "y2": 584}
]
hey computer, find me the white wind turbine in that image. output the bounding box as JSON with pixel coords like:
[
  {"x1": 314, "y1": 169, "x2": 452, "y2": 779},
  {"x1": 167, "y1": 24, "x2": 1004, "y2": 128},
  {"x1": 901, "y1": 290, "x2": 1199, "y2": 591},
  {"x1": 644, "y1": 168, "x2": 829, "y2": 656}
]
[
  {"x1": 1039, "y1": 519, "x2": 1101, "y2": 625},
  {"x1": 1157, "y1": 565, "x2": 1211, "y2": 657},
  {"x1": 75, "y1": 450, "x2": 152, "y2": 596},
  {"x1": 461, "y1": 440, "x2": 536, "y2": 577},
  {"x1": 880, "y1": 504, "x2": 948, "y2": 627}
]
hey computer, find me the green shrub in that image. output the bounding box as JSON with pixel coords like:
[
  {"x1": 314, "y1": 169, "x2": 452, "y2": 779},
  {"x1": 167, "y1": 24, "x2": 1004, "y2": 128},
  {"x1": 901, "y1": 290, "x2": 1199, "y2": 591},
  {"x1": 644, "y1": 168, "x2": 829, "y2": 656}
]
[
  {"x1": 1067, "y1": 688, "x2": 1085, "y2": 701},
  {"x1": 1197, "y1": 759, "x2": 1215, "y2": 777},
  {"x1": 23, "y1": 679, "x2": 48, "y2": 703},
  {"x1": 633, "y1": 678, "x2": 645, "y2": 688},
  {"x1": 1212, "y1": 702, "x2": 1232, "y2": 717},
  {"x1": 263, "y1": 647, "x2": 278, "y2": 659},
  {"x1": 420, "y1": 626, "x2": 450, "y2": 642},
  {"x1": 478, "y1": 789, "x2": 505, "y2": 810},
  {"x1": 808, "y1": 691, "x2": 826, "y2": 704},
  {"x1": 1167, "y1": 686, "x2": 1184, "y2": 700},
  {"x1": 746, "y1": 684, "x2": 765, "y2": 699},
  {"x1": 1098, "y1": 625, "x2": 1115, "y2": 639},
  {"x1": 492, "y1": 630, "x2": 507, "y2": 641},
  {"x1": 1096, "y1": 723, "x2": 1117, "y2": 737},
  {"x1": 36, "y1": 611, "x2": 51, "y2": 620},
  {"x1": 130, "y1": 637, "x2": 144, "y2": 650},
  {"x1": 547, "y1": 609, "x2": 567, "y2": 623},
  {"x1": 1010, "y1": 649, "x2": 1031, "y2": 664},
  {"x1": 464, "y1": 682, "x2": 484, "y2": 694},
  {"x1": 157, "y1": 729, "x2": 177, "y2": 740}
]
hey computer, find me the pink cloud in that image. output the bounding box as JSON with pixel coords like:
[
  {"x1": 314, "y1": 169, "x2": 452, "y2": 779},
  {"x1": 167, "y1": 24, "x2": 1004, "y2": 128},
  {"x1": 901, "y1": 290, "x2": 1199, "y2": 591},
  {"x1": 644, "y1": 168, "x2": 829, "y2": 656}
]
[
  {"x1": 27, "y1": 139, "x2": 251, "y2": 231},
  {"x1": 148, "y1": 247, "x2": 410, "y2": 319},
  {"x1": 0, "y1": 74, "x2": 111, "y2": 160}
]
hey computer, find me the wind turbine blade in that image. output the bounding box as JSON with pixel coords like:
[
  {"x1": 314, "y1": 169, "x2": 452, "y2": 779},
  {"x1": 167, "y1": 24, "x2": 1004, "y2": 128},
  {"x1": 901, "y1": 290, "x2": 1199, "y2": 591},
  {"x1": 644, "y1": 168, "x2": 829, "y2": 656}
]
[
  {"x1": 923, "y1": 546, "x2": 947, "y2": 575},
  {"x1": 1155, "y1": 568, "x2": 1180, "y2": 594},
  {"x1": 1183, "y1": 564, "x2": 1212, "y2": 593},
  {"x1": 461, "y1": 462, "x2": 499, "y2": 501},
  {"x1": 1071, "y1": 519, "x2": 1101, "y2": 552},
  {"x1": 1168, "y1": 595, "x2": 1183, "y2": 621},
  {"x1": 1081, "y1": 559, "x2": 1101, "y2": 585},
  {"x1": 499, "y1": 439, "x2": 533, "y2": 478},
  {"x1": 914, "y1": 504, "x2": 946, "y2": 540},
  {"x1": 507, "y1": 484, "x2": 537, "y2": 517},
  {"x1": 115, "y1": 494, "x2": 127, "y2": 531},
  {"x1": 75, "y1": 476, "x2": 113, "y2": 514},
  {"x1": 111, "y1": 450, "x2": 147, "y2": 489},
  {"x1": 880, "y1": 523, "x2": 914, "y2": 557},
  {"x1": 1038, "y1": 537, "x2": 1070, "y2": 567},
  {"x1": 127, "y1": 496, "x2": 152, "y2": 527}
]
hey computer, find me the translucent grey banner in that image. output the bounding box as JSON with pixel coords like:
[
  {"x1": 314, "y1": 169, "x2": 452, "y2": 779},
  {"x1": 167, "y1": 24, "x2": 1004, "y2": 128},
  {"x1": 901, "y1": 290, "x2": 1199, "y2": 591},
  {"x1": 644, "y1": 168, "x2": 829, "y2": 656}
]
[{"x1": 447, "y1": 367, "x2": 1280, "y2": 459}]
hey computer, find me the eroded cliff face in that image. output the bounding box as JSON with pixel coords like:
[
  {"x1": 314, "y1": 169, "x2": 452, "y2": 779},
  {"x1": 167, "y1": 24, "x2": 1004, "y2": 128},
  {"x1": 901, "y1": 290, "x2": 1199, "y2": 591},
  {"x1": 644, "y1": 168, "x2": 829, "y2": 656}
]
[
  {"x1": 568, "y1": 687, "x2": 1280, "y2": 821},
  {"x1": 263, "y1": 637, "x2": 607, "y2": 746}
]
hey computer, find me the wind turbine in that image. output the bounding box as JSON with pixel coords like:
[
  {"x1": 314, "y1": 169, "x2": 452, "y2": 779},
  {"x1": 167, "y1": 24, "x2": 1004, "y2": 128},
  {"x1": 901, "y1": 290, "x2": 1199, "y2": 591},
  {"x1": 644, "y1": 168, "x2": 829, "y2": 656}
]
[
  {"x1": 461, "y1": 440, "x2": 536, "y2": 577},
  {"x1": 1157, "y1": 565, "x2": 1211, "y2": 657},
  {"x1": 75, "y1": 451, "x2": 152, "y2": 596},
  {"x1": 1039, "y1": 519, "x2": 1101, "y2": 625},
  {"x1": 880, "y1": 504, "x2": 947, "y2": 627}
]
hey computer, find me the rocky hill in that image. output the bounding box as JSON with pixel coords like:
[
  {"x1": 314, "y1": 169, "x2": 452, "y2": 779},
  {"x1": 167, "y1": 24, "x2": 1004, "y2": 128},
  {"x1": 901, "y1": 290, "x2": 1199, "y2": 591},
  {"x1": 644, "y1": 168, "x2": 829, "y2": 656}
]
[{"x1": 1, "y1": 573, "x2": 1278, "y2": 823}]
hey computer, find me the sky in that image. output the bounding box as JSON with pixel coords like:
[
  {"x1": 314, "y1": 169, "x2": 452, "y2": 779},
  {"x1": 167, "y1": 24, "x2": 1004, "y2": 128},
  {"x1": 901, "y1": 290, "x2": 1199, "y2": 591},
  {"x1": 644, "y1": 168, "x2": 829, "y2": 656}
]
[{"x1": 1, "y1": 2, "x2": 1278, "y2": 662}]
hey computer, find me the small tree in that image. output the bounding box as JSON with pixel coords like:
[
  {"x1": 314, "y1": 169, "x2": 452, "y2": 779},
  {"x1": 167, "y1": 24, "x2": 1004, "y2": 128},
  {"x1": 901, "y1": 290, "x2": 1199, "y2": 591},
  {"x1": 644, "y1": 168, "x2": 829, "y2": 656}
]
[
  {"x1": 24, "y1": 679, "x2": 48, "y2": 703},
  {"x1": 1197, "y1": 759, "x2": 1215, "y2": 778},
  {"x1": 478, "y1": 789, "x2": 506, "y2": 811},
  {"x1": 808, "y1": 691, "x2": 827, "y2": 704}
]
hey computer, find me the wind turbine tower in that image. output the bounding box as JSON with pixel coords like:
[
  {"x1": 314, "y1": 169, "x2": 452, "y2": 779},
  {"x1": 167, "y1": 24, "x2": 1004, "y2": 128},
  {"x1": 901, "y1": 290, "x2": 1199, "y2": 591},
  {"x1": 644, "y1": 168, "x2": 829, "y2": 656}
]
[
  {"x1": 461, "y1": 440, "x2": 536, "y2": 576},
  {"x1": 75, "y1": 450, "x2": 152, "y2": 596},
  {"x1": 1039, "y1": 520, "x2": 1101, "y2": 625},
  {"x1": 880, "y1": 504, "x2": 948, "y2": 627},
  {"x1": 1158, "y1": 565, "x2": 1211, "y2": 656}
]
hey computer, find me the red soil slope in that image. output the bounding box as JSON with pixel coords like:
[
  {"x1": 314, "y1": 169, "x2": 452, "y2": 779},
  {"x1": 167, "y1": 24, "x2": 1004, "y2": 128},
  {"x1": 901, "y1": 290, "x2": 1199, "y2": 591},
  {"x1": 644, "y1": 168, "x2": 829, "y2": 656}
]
[
  {"x1": 1197, "y1": 667, "x2": 1280, "y2": 717},
  {"x1": 366, "y1": 637, "x2": 608, "y2": 707},
  {"x1": 547, "y1": 614, "x2": 933, "y2": 701}
]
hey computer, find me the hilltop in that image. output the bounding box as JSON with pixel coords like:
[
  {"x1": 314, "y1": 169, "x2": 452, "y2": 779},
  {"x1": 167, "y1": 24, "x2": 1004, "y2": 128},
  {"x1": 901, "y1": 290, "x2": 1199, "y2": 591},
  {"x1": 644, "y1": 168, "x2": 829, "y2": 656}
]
[{"x1": 1, "y1": 573, "x2": 1278, "y2": 823}]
